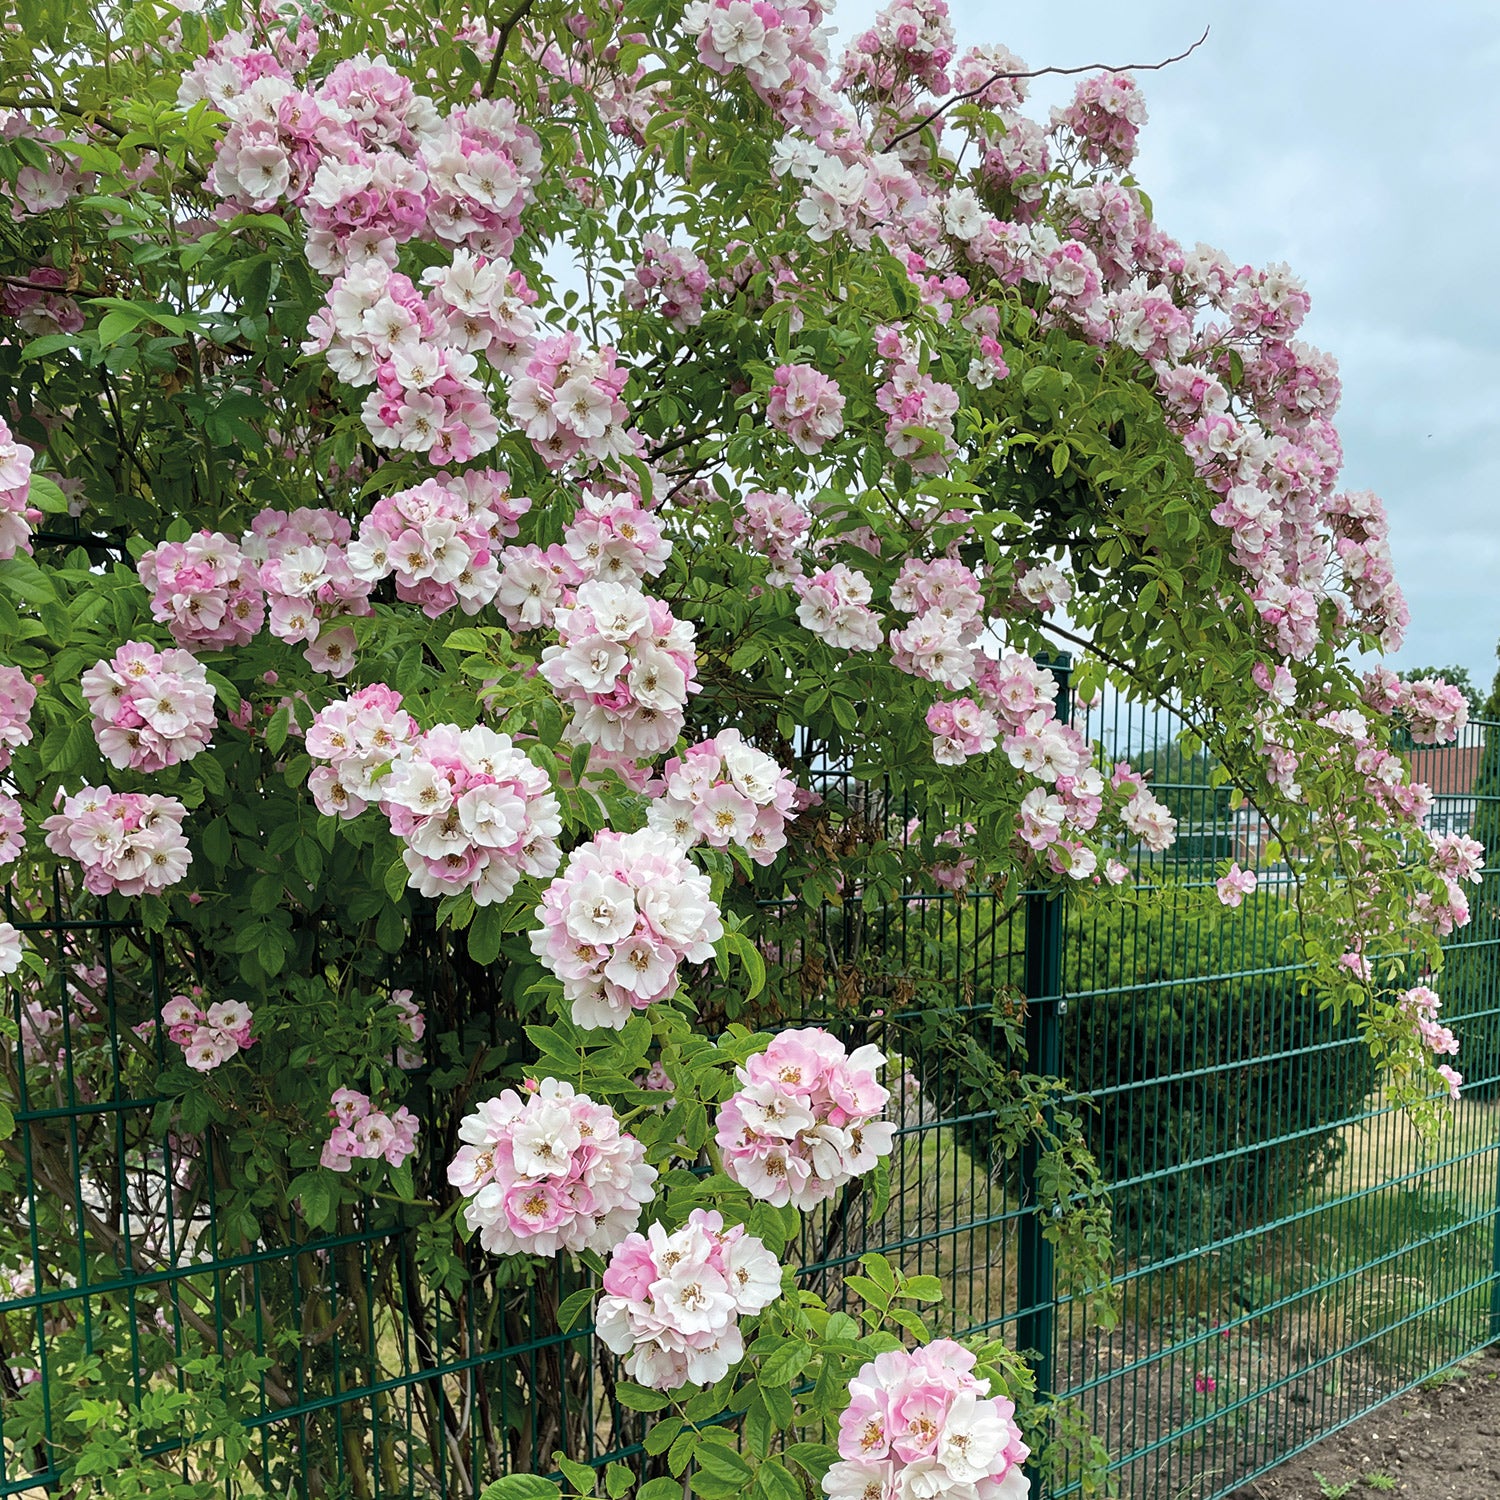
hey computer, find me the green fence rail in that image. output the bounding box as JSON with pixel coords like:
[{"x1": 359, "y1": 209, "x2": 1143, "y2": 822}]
[{"x1": 2, "y1": 685, "x2": 1497, "y2": 1499}]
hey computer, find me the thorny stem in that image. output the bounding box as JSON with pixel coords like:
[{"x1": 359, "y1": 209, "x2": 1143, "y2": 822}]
[{"x1": 883, "y1": 26, "x2": 1210, "y2": 151}]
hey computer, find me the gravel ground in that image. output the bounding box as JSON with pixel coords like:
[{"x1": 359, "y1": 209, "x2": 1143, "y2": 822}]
[{"x1": 1228, "y1": 1346, "x2": 1500, "y2": 1499}]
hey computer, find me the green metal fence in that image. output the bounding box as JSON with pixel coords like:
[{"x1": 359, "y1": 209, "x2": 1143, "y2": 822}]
[{"x1": 2, "y1": 687, "x2": 1497, "y2": 1498}]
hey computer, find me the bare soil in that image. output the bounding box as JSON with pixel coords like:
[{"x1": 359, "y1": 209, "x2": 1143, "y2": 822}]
[{"x1": 1228, "y1": 1346, "x2": 1500, "y2": 1499}]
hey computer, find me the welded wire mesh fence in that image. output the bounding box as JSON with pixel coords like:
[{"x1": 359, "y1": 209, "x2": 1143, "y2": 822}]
[{"x1": 1, "y1": 688, "x2": 1497, "y2": 1499}]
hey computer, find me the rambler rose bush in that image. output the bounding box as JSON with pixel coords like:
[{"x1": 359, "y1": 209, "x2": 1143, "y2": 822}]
[{"x1": 0, "y1": 0, "x2": 1476, "y2": 1492}]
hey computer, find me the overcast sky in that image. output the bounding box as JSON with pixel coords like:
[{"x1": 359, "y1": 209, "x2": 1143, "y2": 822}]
[{"x1": 830, "y1": 0, "x2": 1500, "y2": 691}]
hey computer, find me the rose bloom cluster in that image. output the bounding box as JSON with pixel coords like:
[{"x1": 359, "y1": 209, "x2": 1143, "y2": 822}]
[
  {"x1": 795, "y1": 564, "x2": 883, "y2": 651},
  {"x1": 244, "y1": 507, "x2": 374, "y2": 675},
  {"x1": 43, "y1": 786, "x2": 191, "y2": 896},
  {"x1": 1, "y1": 267, "x2": 84, "y2": 339},
  {"x1": 307, "y1": 694, "x2": 562, "y2": 906},
  {"x1": 647, "y1": 729, "x2": 799, "y2": 865},
  {"x1": 825, "y1": 1340, "x2": 1031, "y2": 1500},
  {"x1": 716, "y1": 1028, "x2": 895, "y2": 1210},
  {"x1": 302, "y1": 255, "x2": 518, "y2": 462},
  {"x1": 305, "y1": 682, "x2": 420, "y2": 820},
  {"x1": 507, "y1": 332, "x2": 633, "y2": 468},
  {"x1": 1396, "y1": 676, "x2": 1470, "y2": 746},
  {"x1": 686, "y1": 0, "x2": 832, "y2": 100},
  {"x1": 877, "y1": 362, "x2": 960, "y2": 473},
  {"x1": 926, "y1": 655, "x2": 1176, "y2": 877},
  {"x1": 390, "y1": 988, "x2": 425, "y2": 1070},
  {"x1": 1408, "y1": 827, "x2": 1486, "y2": 941},
  {"x1": 919, "y1": 820, "x2": 977, "y2": 893},
  {"x1": 348, "y1": 469, "x2": 530, "y2": 618},
  {"x1": 161, "y1": 989, "x2": 254, "y2": 1073},
  {"x1": 890, "y1": 555, "x2": 986, "y2": 690},
  {"x1": 1215, "y1": 863, "x2": 1257, "y2": 908},
  {"x1": 192, "y1": 38, "x2": 548, "y2": 457},
  {"x1": 539, "y1": 581, "x2": 700, "y2": 761},
  {"x1": 595, "y1": 1208, "x2": 782, "y2": 1390},
  {"x1": 321, "y1": 1087, "x2": 420, "y2": 1172},
  {"x1": 622, "y1": 234, "x2": 711, "y2": 331},
  {"x1": 735, "y1": 489, "x2": 812, "y2": 586},
  {"x1": 492, "y1": 478, "x2": 671, "y2": 631},
  {"x1": 0, "y1": 418, "x2": 37, "y2": 560},
  {"x1": 81, "y1": 642, "x2": 217, "y2": 773},
  {"x1": 767, "y1": 362, "x2": 846, "y2": 454},
  {"x1": 562, "y1": 481, "x2": 672, "y2": 587},
  {"x1": 138, "y1": 530, "x2": 266, "y2": 652},
  {"x1": 0, "y1": 793, "x2": 24, "y2": 866},
  {"x1": 529, "y1": 827, "x2": 723, "y2": 1030},
  {"x1": 1396, "y1": 986, "x2": 1463, "y2": 1101},
  {"x1": 0, "y1": 665, "x2": 37, "y2": 771},
  {"x1": 1052, "y1": 71, "x2": 1147, "y2": 170},
  {"x1": 382, "y1": 723, "x2": 564, "y2": 904},
  {"x1": 445, "y1": 1078, "x2": 657, "y2": 1257},
  {"x1": 837, "y1": 0, "x2": 956, "y2": 96}
]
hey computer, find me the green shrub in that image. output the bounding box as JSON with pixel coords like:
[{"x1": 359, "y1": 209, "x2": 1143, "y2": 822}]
[
  {"x1": 1060, "y1": 888, "x2": 1376, "y2": 1260},
  {"x1": 880, "y1": 885, "x2": 1375, "y2": 1263}
]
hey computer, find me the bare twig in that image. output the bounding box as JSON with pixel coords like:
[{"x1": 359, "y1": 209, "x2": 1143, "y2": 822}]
[{"x1": 884, "y1": 26, "x2": 1210, "y2": 151}]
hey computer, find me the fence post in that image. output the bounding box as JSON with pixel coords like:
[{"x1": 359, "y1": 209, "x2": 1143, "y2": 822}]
[
  {"x1": 1491, "y1": 1141, "x2": 1500, "y2": 1343},
  {"x1": 1018, "y1": 656, "x2": 1070, "y2": 1470}
]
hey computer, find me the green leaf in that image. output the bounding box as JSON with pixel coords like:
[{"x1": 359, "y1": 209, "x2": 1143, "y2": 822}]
[
  {"x1": 384, "y1": 855, "x2": 411, "y2": 905},
  {"x1": 604, "y1": 1463, "x2": 633, "y2": 1499},
  {"x1": 0, "y1": 557, "x2": 55, "y2": 605},
  {"x1": 614, "y1": 1381, "x2": 672, "y2": 1413},
  {"x1": 757, "y1": 1339, "x2": 808, "y2": 1389},
  {"x1": 194, "y1": 752, "x2": 226, "y2": 797},
  {"x1": 468, "y1": 903, "x2": 505, "y2": 966},
  {"x1": 694, "y1": 1445, "x2": 752, "y2": 1484},
  {"x1": 782, "y1": 1446, "x2": 837, "y2": 1485},
  {"x1": 870, "y1": 1157, "x2": 891, "y2": 1221},
  {"x1": 722, "y1": 930, "x2": 766, "y2": 1001},
  {"x1": 858, "y1": 1253, "x2": 896, "y2": 1296},
  {"x1": 752, "y1": 1461, "x2": 802, "y2": 1500},
  {"x1": 25, "y1": 473, "x2": 69, "y2": 514},
  {"x1": 480, "y1": 1479, "x2": 560, "y2": 1500},
  {"x1": 557, "y1": 1286, "x2": 596, "y2": 1332},
  {"x1": 265, "y1": 705, "x2": 291, "y2": 754},
  {"x1": 897, "y1": 1275, "x2": 944, "y2": 1303},
  {"x1": 643, "y1": 1417, "x2": 683, "y2": 1456},
  {"x1": 555, "y1": 1455, "x2": 597, "y2": 1495},
  {"x1": 298, "y1": 1173, "x2": 333, "y2": 1231}
]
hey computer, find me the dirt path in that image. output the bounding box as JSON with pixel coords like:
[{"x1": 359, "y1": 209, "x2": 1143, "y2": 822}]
[{"x1": 1228, "y1": 1346, "x2": 1500, "y2": 1498}]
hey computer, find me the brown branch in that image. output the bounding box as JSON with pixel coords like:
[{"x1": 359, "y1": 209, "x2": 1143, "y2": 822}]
[
  {"x1": 884, "y1": 25, "x2": 1210, "y2": 151},
  {"x1": 483, "y1": 0, "x2": 538, "y2": 99},
  {"x1": 0, "y1": 271, "x2": 101, "y2": 296},
  {"x1": 0, "y1": 1133, "x2": 296, "y2": 1407},
  {"x1": 0, "y1": 94, "x2": 126, "y2": 138}
]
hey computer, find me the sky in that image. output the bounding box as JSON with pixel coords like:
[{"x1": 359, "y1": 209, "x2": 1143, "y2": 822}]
[{"x1": 829, "y1": 0, "x2": 1500, "y2": 692}]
